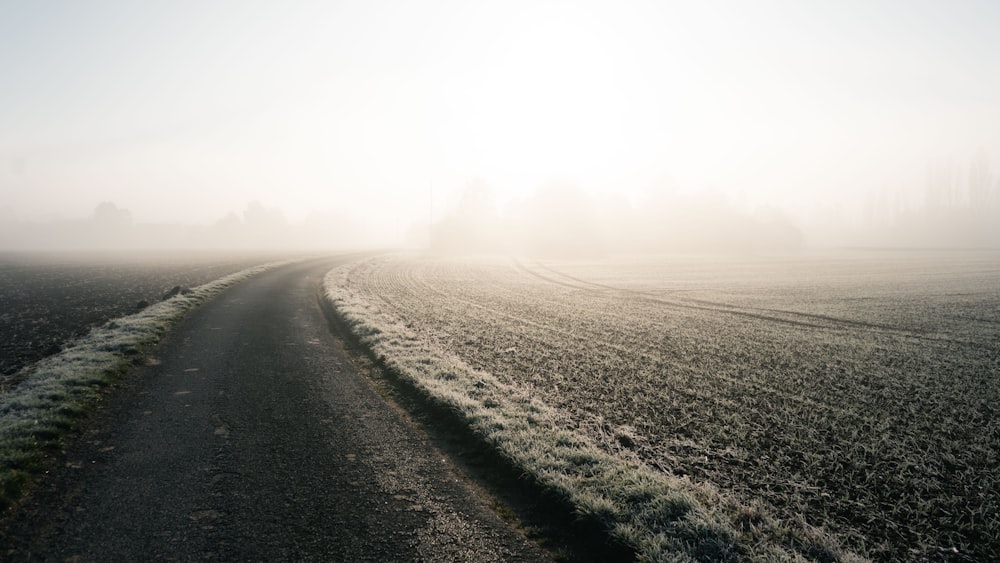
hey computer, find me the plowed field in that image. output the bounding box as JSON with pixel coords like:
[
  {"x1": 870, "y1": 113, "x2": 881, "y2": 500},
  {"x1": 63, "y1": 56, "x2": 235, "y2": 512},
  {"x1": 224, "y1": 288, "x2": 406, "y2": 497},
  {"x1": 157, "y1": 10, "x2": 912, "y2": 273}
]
[
  {"x1": 1, "y1": 252, "x2": 279, "y2": 379},
  {"x1": 333, "y1": 251, "x2": 1000, "y2": 561}
]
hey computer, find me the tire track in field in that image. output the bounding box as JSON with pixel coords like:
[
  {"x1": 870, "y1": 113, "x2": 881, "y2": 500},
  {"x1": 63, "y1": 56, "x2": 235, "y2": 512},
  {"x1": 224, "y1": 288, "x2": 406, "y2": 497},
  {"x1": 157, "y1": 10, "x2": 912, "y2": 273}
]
[
  {"x1": 370, "y1": 259, "x2": 630, "y2": 373},
  {"x1": 513, "y1": 259, "x2": 997, "y2": 417},
  {"x1": 341, "y1": 255, "x2": 1000, "y2": 561},
  {"x1": 358, "y1": 257, "x2": 893, "y2": 535},
  {"x1": 358, "y1": 258, "x2": 873, "y2": 445},
  {"x1": 388, "y1": 257, "x2": 971, "y2": 434},
  {"x1": 358, "y1": 260, "x2": 788, "y2": 469},
  {"x1": 527, "y1": 260, "x2": 984, "y2": 347},
  {"x1": 485, "y1": 260, "x2": 950, "y2": 427},
  {"x1": 517, "y1": 259, "x2": 833, "y2": 331}
]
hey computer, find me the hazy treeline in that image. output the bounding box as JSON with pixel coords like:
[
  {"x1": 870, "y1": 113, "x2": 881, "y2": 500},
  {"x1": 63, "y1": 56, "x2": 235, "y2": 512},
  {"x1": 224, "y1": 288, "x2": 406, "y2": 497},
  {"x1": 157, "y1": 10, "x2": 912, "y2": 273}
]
[
  {"x1": 5, "y1": 153, "x2": 997, "y2": 254},
  {"x1": 0, "y1": 201, "x2": 366, "y2": 251},
  {"x1": 851, "y1": 153, "x2": 1000, "y2": 248},
  {"x1": 424, "y1": 181, "x2": 803, "y2": 257},
  {"x1": 428, "y1": 153, "x2": 1000, "y2": 256}
]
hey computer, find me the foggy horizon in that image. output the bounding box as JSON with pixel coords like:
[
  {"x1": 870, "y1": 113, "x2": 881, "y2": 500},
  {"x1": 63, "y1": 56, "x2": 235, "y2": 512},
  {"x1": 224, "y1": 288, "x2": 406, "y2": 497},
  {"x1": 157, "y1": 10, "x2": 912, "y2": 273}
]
[
  {"x1": 2, "y1": 1, "x2": 999, "y2": 253},
  {"x1": 4, "y1": 163, "x2": 999, "y2": 253}
]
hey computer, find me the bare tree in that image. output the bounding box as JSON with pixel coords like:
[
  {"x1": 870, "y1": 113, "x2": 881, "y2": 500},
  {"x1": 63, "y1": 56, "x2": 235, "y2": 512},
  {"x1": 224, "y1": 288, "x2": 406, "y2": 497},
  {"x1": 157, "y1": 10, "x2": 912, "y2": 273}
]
[{"x1": 968, "y1": 149, "x2": 992, "y2": 212}]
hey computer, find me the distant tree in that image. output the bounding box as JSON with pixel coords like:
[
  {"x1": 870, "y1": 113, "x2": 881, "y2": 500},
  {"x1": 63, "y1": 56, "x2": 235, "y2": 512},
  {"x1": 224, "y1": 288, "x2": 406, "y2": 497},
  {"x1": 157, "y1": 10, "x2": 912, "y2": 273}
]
[
  {"x1": 968, "y1": 150, "x2": 992, "y2": 211},
  {"x1": 520, "y1": 181, "x2": 604, "y2": 258},
  {"x1": 243, "y1": 200, "x2": 286, "y2": 230},
  {"x1": 429, "y1": 179, "x2": 502, "y2": 254},
  {"x1": 863, "y1": 186, "x2": 890, "y2": 228},
  {"x1": 454, "y1": 178, "x2": 496, "y2": 219},
  {"x1": 92, "y1": 201, "x2": 132, "y2": 228},
  {"x1": 924, "y1": 161, "x2": 958, "y2": 213}
]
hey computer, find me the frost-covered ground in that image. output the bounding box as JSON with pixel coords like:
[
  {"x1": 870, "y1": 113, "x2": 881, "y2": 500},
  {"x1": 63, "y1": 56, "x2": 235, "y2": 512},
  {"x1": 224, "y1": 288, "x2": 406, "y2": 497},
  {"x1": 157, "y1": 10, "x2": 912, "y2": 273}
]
[
  {"x1": 325, "y1": 256, "x2": 870, "y2": 562},
  {"x1": 325, "y1": 251, "x2": 1000, "y2": 562},
  {"x1": 0, "y1": 258, "x2": 297, "y2": 508}
]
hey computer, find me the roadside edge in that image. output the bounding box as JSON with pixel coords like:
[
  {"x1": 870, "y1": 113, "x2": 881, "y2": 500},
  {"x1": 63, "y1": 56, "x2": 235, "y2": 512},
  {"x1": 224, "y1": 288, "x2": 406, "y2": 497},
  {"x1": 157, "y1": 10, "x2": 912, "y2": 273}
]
[{"x1": 0, "y1": 258, "x2": 300, "y2": 511}]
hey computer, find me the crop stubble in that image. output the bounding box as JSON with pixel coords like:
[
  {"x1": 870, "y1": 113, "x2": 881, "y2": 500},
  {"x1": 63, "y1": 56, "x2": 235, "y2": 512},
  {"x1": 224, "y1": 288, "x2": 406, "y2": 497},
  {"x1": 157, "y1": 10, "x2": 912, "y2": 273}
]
[{"x1": 341, "y1": 251, "x2": 1000, "y2": 562}]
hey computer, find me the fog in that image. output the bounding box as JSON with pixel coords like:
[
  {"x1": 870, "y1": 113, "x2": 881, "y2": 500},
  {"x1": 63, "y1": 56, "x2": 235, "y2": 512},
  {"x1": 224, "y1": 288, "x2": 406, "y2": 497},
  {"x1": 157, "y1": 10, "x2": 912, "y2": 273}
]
[
  {"x1": 422, "y1": 158, "x2": 1000, "y2": 257},
  {"x1": 2, "y1": 1, "x2": 999, "y2": 253},
  {"x1": 0, "y1": 200, "x2": 376, "y2": 251},
  {"x1": 420, "y1": 180, "x2": 803, "y2": 256}
]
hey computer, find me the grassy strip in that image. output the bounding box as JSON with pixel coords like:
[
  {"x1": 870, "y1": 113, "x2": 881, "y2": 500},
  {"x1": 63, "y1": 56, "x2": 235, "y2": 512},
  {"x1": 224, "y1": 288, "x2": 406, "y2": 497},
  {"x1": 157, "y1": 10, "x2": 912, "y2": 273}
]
[
  {"x1": 324, "y1": 260, "x2": 865, "y2": 562},
  {"x1": 319, "y1": 296, "x2": 636, "y2": 562},
  {"x1": 0, "y1": 259, "x2": 298, "y2": 510}
]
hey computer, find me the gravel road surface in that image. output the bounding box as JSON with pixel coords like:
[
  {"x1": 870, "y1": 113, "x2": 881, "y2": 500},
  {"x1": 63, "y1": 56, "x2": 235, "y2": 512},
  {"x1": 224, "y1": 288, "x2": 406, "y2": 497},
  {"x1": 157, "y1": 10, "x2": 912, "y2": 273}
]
[{"x1": 1, "y1": 257, "x2": 551, "y2": 562}]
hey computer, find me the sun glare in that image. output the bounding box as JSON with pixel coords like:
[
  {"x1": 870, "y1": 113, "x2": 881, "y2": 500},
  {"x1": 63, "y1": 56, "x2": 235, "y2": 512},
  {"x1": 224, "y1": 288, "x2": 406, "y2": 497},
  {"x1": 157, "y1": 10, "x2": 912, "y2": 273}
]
[
  {"x1": 429, "y1": 12, "x2": 639, "y2": 200},
  {"x1": 2, "y1": 1, "x2": 998, "y2": 247}
]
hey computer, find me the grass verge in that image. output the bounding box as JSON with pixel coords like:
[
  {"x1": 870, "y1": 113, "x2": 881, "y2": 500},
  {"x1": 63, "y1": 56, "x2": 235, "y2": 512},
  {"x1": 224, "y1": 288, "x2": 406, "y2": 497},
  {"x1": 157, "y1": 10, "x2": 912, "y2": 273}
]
[
  {"x1": 0, "y1": 259, "x2": 297, "y2": 511},
  {"x1": 318, "y1": 288, "x2": 635, "y2": 562},
  {"x1": 324, "y1": 260, "x2": 866, "y2": 562}
]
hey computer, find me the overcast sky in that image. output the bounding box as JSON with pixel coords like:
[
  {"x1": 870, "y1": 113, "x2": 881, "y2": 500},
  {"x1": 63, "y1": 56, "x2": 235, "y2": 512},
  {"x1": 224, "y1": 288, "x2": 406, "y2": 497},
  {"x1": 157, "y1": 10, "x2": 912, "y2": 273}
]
[{"x1": 2, "y1": 0, "x2": 999, "y2": 243}]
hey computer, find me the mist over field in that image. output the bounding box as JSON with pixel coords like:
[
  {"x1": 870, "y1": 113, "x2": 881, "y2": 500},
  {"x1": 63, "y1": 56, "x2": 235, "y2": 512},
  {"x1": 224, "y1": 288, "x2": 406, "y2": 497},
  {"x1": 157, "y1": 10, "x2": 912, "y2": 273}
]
[
  {"x1": 423, "y1": 163, "x2": 1000, "y2": 256},
  {"x1": 420, "y1": 179, "x2": 803, "y2": 256},
  {"x1": 3, "y1": 3, "x2": 1000, "y2": 560},
  {"x1": 2, "y1": 1, "x2": 999, "y2": 253},
  {"x1": 0, "y1": 200, "x2": 376, "y2": 251},
  {"x1": 3, "y1": 163, "x2": 1000, "y2": 253}
]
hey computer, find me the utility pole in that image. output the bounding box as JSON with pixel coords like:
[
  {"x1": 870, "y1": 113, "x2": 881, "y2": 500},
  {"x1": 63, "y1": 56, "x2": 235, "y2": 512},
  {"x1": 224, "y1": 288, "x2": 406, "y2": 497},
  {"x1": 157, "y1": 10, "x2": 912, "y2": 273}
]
[{"x1": 428, "y1": 180, "x2": 433, "y2": 246}]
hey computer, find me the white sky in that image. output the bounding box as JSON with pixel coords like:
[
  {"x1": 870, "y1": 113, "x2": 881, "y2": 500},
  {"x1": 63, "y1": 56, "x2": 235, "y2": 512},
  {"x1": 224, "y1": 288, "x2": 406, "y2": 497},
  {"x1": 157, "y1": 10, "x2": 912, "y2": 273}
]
[{"x1": 2, "y1": 0, "x2": 999, "y2": 239}]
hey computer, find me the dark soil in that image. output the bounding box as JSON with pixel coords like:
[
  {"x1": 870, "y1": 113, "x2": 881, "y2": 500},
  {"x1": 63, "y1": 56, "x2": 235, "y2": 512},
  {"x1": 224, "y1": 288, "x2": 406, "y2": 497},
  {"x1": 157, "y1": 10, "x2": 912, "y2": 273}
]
[{"x1": 0, "y1": 251, "x2": 283, "y2": 379}]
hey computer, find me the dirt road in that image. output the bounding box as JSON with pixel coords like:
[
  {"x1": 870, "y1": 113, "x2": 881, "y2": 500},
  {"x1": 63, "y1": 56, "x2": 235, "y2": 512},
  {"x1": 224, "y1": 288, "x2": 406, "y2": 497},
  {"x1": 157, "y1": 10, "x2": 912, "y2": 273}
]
[{"x1": 1, "y1": 257, "x2": 551, "y2": 561}]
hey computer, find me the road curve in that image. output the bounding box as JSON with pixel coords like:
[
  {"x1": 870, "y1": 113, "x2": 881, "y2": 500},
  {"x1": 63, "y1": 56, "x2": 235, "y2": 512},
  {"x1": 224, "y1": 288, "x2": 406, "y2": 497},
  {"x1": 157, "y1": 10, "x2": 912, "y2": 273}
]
[{"x1": 1, "y1": 256, "x2": 550, "y2": 562}]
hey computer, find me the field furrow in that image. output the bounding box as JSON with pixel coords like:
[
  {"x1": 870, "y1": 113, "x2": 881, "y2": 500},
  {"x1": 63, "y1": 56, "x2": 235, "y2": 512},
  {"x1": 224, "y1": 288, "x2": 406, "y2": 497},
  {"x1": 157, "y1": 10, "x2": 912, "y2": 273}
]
[{"x1": 329, "y1": 252, "x2": 1000, "y2": 562}]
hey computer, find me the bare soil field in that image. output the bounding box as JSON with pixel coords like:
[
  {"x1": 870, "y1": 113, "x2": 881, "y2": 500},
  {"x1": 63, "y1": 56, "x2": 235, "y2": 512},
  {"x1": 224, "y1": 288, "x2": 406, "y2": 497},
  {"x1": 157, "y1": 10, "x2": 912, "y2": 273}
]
[
  {"x1": 0, "y1": 252, "x2": 282, "y2": 380},
  {"x1": 329, "y1": 250, "x2": 1000, "y2": 561}
]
